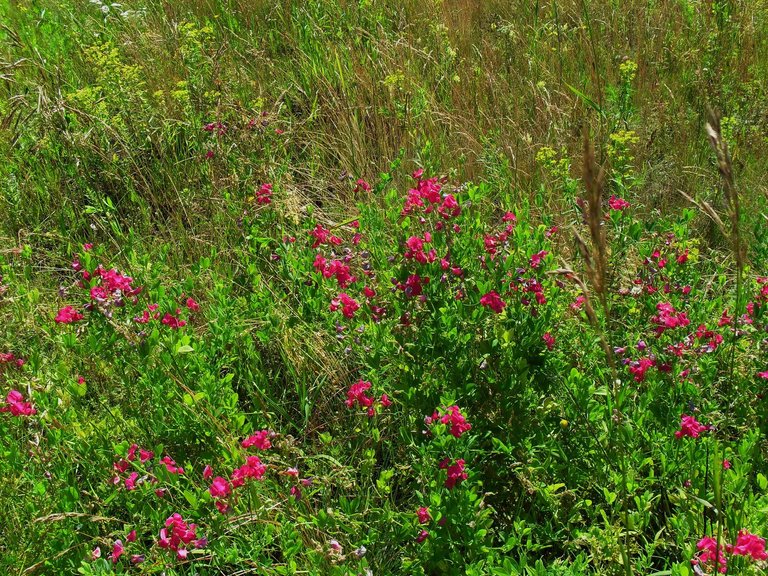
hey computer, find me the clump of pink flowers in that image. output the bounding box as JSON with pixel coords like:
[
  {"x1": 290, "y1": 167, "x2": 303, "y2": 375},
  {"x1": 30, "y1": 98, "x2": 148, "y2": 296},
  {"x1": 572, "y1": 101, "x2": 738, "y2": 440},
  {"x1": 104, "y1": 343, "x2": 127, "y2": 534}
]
[
  {"x1": 158, "y1": 513, "x2": 206, "y2": 560},
  {"x1": 426, "y1": 405, "x2": 472, "y2": 438},
  {"x1": 55, "y1": 305, "x2": 84, "y2": 324},
  {"x1": 329, "y1": 293, "x2": 360, "y2": 319},
  {"x1": 692, "y1": 536, "x2": 727, "y2": 573},
  {"x1": 440, "y1": 458, "x2": 468, "y2": 489},
  {"x1": 242, "y1": 429, "x2": 273, "y2": 450},
  {"x1": 345, "y1": 379, "x2": 390, "y2": 417},
  {"x1": 255, "y1": 183, "x2": 273, "y2": 205},
  {"x1": 675, "y1": 414, "x2": 710, "y2": 439},
  {"x1": 480, "y1": 290, "x2": 506, "y2": 313},
  {"x1": 1, "y1": 389, "x2": 36, "y2": 417},
  {"x1": 608, "y1": 195, "x2": 630, "y2": 211}
]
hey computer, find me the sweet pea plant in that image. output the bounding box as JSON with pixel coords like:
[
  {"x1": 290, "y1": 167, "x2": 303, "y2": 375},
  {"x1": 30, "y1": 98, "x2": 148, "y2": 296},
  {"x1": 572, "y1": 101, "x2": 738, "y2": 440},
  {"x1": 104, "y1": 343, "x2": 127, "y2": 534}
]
[{"x1": 2, "y1": 2, "x2": 768, "y2": 574}]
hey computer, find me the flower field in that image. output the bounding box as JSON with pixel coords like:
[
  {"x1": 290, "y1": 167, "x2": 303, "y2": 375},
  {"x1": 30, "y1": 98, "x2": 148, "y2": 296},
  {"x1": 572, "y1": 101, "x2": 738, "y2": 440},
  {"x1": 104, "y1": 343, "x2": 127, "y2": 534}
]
[{"x1": 1, "y1": 1, "x2": 768, "y2": 574}]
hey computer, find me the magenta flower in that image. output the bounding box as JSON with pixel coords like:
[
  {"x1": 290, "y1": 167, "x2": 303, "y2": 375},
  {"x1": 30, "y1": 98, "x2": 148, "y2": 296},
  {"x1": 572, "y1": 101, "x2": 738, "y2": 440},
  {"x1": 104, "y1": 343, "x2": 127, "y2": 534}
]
[
  {"x1": 608, "y1": 195, "x2": 630, "y2": 211},
  {"x1": 241, "y1": 429, "x2": 273, "y2": 450},
  {"x1": 345, "y1": 380, "x2": 374, "y2": 410},
  {"x1": 693, "y1": 536, "x2": 727, "y2": 573},
  {"x1": 440, "y1": 458, "x2": 468, "y2": 489},
  {"x1": 416, "y1": 529, "x2": 429, "y2": 543},
  {"x1": 417, "y1": 507, "x2": 431, "y2": 524},
  {"x1": 675, "y1": 414, "x2": 709, "y2": 439},
  {"x1": 731, "y1": 530, "x2": 768, "y2": 561},
  {"x1": 55, "y1": 306, "x2": 84, "y2": 324},
  {"x1": 1, "y1": 390, "x2": 36, "y2": 417},
  {"x1": 209, "y1": 476, "x2": 231, "y2": 499},
  {"x1": 110, "y1": 540, "x2": 124, "y2": 564},
  {"x1": 160, "y1": 455, "x2": 184, "y2": 474},
  {"x1": 480, "y1": 290, "x2": 506, "y2": 314},
  {"x1": 437, "y1": 406, "x2": 472, "y2": 438}
]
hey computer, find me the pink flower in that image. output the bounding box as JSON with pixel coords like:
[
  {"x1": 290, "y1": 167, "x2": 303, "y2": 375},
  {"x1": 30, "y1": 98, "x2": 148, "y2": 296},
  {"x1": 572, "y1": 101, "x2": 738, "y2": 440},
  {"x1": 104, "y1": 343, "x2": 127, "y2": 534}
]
[
  {"x1": 758, "y1": 371, "x2": 768, "y2": 380},
  {"x1": 309, "y1": 224, "x2": 343, "y2": 249},
  {"x1": 675, "y1": 414, "x2": 709, "y2": 439},
  {"x1": 480, "y1": 291, "x2": 506, "y2": 313},
  {"x1": 158, "y1": 513, "x2": 200, "y2": 554},
  {"x1": 731, "y1": 530, "x2": 768, "y2": 561},
  {"x1": 722, "y1": 459, "x2": 732, "y2": 470},
  {"x1": 55, "y1": 306, "x2": 84, "y2": 324},
  {"x1": 209, "y1": 476, "x2": 231, "y2": 499},
  {"x1": 124, "y1": 472, "x2": 139, "y2": 491},
  {"x1": 160, "y1": 455, "x2": 184, "y2": 474},
  {"x1": 438, "y1": 406, "x2": 472, "y2": 438},
  {"x1": 231, "y1": 456, "x2": 266, "y2": 487},
  {"x1": 354, "y1": 179, "x2": 371, "y2": 193},
  {"x1": 127, "y1": 530, "x2": 136, "y2": 543},
  {"x1": 380, "y1": 394, "x2": 392, "y2": 407},
  {"x1": 282, "y1": 467, "x2": 299, "y2": 478},
  {"x1": 185, "y1": 297, "x2": 200, "y2": 312},
  {"x1": 255, "y1": 183, "x2": 273, "y2": 205},
  {"x1": 110, "y1": 540, "x2": 124, "y2": 564},
  {"x1": 416, "y1": 529, "x2": 429, "y2": 543},
  {"x1": 608, "y1": 195, "x2": 630, "y2": 211},
  {"x1": 693, "y1": 536, "x2": 727, "y2": 573},
  {"x1": 542, "y1": 332, "x2": 555, "y2": 350},
  {"x1": 329, "y1": 293, "x2": 360, "y2": 318},
  {"x1": 529, "y1": 250, "x2": 549, "y2": 269},
  {"x1": 91, "y1": 546, "x2": 101, "y2": 560},
  {"x1": 441, "y1": 458, "x2": 468, "y2": 489},
  {"x1": 345, "y1": 380, "x2": 374, "y2": 410},
  {"x1": 241, "y1": 430, "x2": 273, "y2": 450},
  {"x1": 1, "y1": 389, "x2": 36, "y2": 416},
  {"x1": 161, "y1": 313, "x2": 186, "y2": 329},
  {"x1": 417, "y1": 507, "x2": 431, "y2": 524},
  {"x1": 203, "y1": 465, "x2": 213, "y2": 480}
]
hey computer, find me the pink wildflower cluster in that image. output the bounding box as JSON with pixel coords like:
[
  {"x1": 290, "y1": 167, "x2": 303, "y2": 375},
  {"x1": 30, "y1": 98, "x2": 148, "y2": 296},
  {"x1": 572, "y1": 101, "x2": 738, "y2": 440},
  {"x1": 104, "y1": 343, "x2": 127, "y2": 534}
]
[
  {"x1": 134, "y1": 297, "x2": 197, "y2": 328},
  {"x1": 87, "y1": 266, "x2": 142, "y2": 303},
  {"x1": 55, "y1": 305, "x2": 84, "y2": 324},
  {"x1": 439, "y1": 458, "x2": 468, "y2": 490},
  {"x1": 101, "y1": 530, "x2": 143, "y2": 565},
  {"x1": 354, "y1": 178, "x2": 371, "y2": 193},
  {"x1": 329, "y1": 293, "x2": 360, "y2": 318},
  {"x1": 426, "y1": 405, "x2": 472, "y2": 438},
  {"x1": 395, "y1": 273, "x2": 429, "y2": 299},
  {"x1": 692, "y1": 531, "x2": 768, "y2": 573},
  {"x1": 731, "y1": 530, "x2": 768, "y2": 561},
  {"x1": 309, "y1": 224, "x2": 343, "y2": 249},
  {"x1": 207, "y1": 455, "x2": 267, "y2": 513},
  {"x1": 203, "y1": 121, "x2": 227, "y2": 135},
  {"x1": 314, "y1": 255, "x2": 356, "y2": 288},
  {"x1": 404, "y1": 233, "x2": 437, "y2": 264},
  {"x1": 158, "y1": 513, "x2": 206, "y2": 560},
  {"x1": 693, "y1": 536, "x2": 728, "y2": 573},
  {"x1": 483, "y1": 211, "x2": 517, "y2": 259},
  {"x1": 480, "y1": 290, "x2": 506, "y2": 313},
  {"x1": 344, "y1": 379, "x2": 391, "y2": 417},
  {"x1": 627, "y1": 356, "x2": 655, "y2": 382},
  {"x1": 241, "y1": 429, "x2": 273, "y2": 450},
  {"x1": 675, "y1": 414, "x2": 710, "y2": 439},
  {"x1": 651, "y1": 302, "x2": 691, "y2": 336},
  {"x1": 401, "y1": 170, "x2": 457, "y2": 218},
  {"x1": 255, "y1": 183, "x2": 273, "y2": 205},
  {"x1": 0, "y1": 351, "x2": 25, "y2": 368},
  {"x1": 1, "y1": 389, "x2": 36, "y2": 417},
  {"x1": 608, "y1": 195, "x2": 630, "y2": 211}
]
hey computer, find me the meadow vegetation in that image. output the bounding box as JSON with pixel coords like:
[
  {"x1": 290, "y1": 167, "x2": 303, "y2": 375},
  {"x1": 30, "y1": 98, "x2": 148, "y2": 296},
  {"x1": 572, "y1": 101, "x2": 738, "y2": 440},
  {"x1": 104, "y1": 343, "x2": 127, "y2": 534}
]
[{"x1": 1, "y1": 0, "x2": 768, "y2": 574}]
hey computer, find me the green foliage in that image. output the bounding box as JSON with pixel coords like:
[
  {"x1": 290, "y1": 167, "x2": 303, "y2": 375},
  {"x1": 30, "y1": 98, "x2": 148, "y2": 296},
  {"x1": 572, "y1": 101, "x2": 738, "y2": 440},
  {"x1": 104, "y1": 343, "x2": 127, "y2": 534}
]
[{"x1": 2, "y1": 1, "x2": 768, "y2": 575}]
